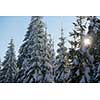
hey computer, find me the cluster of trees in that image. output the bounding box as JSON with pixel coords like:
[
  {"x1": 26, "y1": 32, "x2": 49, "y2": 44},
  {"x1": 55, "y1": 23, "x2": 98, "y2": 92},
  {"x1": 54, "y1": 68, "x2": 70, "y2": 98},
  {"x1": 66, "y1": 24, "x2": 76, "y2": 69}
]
[{"x1": 0, "y1": 16, "x2": 100, "y2": 83}]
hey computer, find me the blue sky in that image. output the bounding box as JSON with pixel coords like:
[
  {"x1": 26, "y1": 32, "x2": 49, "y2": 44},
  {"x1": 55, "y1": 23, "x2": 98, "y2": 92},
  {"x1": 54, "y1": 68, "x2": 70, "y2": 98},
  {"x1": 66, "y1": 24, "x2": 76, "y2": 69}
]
[{"x1": 0, "y1": 16, "x2": 75, "y2": 61}]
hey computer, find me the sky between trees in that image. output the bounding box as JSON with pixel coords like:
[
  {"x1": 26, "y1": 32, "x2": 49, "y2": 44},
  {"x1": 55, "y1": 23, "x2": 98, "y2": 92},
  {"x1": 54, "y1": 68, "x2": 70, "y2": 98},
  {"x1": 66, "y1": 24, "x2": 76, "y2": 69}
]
[{"x1": 0, "y1": 16, "x2": 75, "y2": 61}]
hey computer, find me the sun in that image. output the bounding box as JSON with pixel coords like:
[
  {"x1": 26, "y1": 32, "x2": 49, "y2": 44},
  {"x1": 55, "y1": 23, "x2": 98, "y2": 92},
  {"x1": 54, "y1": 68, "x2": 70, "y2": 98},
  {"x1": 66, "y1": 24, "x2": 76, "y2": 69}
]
[{"x1": 83, "y1": 36, "x2": 92, "y2": 47}]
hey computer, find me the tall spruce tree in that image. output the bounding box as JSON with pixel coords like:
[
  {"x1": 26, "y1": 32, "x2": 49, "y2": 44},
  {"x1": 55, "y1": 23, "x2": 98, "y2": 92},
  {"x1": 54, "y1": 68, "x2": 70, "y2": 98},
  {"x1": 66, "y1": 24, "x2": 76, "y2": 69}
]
[
  {"x1": 78, "y1": 16, "x2": 100, "y2": 83},
  {"x1": 67, "y1": 16, "x2": 91, "y2": 83},
  {"x1": 87, "y1": 16, "x2": 100, "y2": 82},
  {"x1": 0, "y1": 39, "x2": 17, "y2": 83},
  {"x1": 16, "y1": 16, "x2": 53, "y2": 83},
  {"x1": 54, "y1": 27, "x2": 69, "y2": 83}
]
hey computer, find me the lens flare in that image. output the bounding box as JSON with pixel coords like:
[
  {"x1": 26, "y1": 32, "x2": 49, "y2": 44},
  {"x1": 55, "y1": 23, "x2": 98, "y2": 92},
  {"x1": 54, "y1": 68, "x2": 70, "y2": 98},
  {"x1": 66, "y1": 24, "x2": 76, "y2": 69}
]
[{"x1": 83, "y1": 37, "x2": 92, "y2": 47}]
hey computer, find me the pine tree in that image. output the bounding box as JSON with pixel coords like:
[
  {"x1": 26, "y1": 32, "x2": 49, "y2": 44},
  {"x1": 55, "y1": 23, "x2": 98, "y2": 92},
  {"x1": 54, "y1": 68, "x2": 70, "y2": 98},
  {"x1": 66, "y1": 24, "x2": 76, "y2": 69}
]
[
  {"x1": 16, "y1": 16, "x2": 53, "y2": 83},
  {"x1": 0, "y1": 39, "x2": 17, "y2": 83},
  {"x1": 67, "y1": 16, "x2": 91, "y2": 83},
  {"x1": 54, "y1": 27, "x2": 69, "y2": 83},
  {"x1": 87, "y1": 16, "x2": 100, "y2": 82}
]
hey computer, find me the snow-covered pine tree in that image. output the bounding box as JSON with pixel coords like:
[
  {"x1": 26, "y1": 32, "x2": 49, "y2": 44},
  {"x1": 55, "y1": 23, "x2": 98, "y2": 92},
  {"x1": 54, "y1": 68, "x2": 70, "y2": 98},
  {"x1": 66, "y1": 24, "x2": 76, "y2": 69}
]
[
  {"x1": 54, "y1": 27, "x2": 69, "y2": 83},
  {"x1": 67, "y1": 16, "x2": 91, "y2": 83},
  {"x1": 16, "y1": 17, "x2": 37, "y2": 82},
  {"x1": 87, "y1": 16, "x2": 100, "y2": 82},
  {"x1": 0, "y1": 39, "x2": 17, "y2": 83},
  {"x1": 16, "y1": 16, "x2": 53, "y2": 83},
  {"x1": 47, "y1": 34, "x2": 55, "y2": 80}
]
